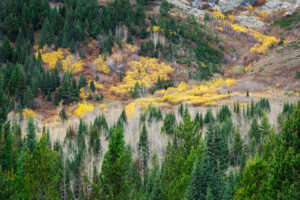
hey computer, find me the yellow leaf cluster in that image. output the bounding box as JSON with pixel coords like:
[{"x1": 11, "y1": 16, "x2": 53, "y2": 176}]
[
  {"x1": 147, "y1": 26, "x2": 160, "y2": 32},
  {"x1": 62, "y1": 55, "x2": 84, "y2": 74},
  {"x1": 36, "y1": 46, "x2": 84, "y2": 74},
  {"x1": 74, "y1": 103, "x2": 94, "y2": 116},
  {"x1": 213, "y1": 11, "x2": 225, "y2": 19},
  {"x1": 99, "y1": 104, "x2": 106, "y2": 110},
  {"x1": 80, "y1": 88, "x2": 88, "y2": 100},
  {"x1": 231, "y1": 24, "x2": 279, "y2": 54},
  {"x1": 23, "y1": 109, "x2": 37, "y2": 119},
  {"x1": 125, "y1": 78, "x2": 236, "y2": 117},
  {"x1": 217, "y1": 27, "x2": 224, "y2": 32},
  {"x1": 93, "y1": 55, "x2": 110, "y2": 74},
  {"x1": 94, "y1": 82, "x2": 104, "y2": 90},
  {"x1": 228, "y1": 15, "x2": 235, "y2": 22},
  {"x1": 110, "y1": 57, "x2": 174, "y2": 96}
]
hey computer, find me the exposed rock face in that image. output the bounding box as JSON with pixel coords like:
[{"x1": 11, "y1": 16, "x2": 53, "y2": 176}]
[
  {"x1": 236, "y1": 14, "x2": 265, "y2": 28},
  {"x1": 259, "y1": 0, "x2": 300, "y2": 15},
  {"x1": 169, "y1": 0, "x2": 300, "y2": 15}
]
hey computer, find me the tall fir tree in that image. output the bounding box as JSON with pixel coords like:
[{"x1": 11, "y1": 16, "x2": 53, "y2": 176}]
[
  {"x1": 26, "y1": 115, "x2": 36, "y2": 154},
  {"x1": 100, "y1": 126, "x2": 132, "y2": 199},
  {"x1": 39, "y1": 18, "x2": 55, "y2": 48},
  {"x1": 138, "y1": 124, "x2": 150, "y2": 169}
]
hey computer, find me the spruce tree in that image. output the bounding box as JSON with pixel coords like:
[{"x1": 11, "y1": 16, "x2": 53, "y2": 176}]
[
  {"x1": 90, "y1": 80, "x2": 96, "y2": 92},
  {"x1": 100, "y1": 126, "x2": 132, "y2": 199},
  {"x1": 160, "y1": 0, "x2": 170, "y2": 16},
  {"x1": 184, "y1": 158, "x2": 202, "y2": 200},
  {"x1": 140, "y1": 26, "x2": 148, "y2": 39},
  {"x1": 39, "y1": 18, "x2": 54, "y2": 48},
  {"x1": 259, "y1": 113, "x2": 271, "y2": 137},
  {"x1": 233, "y1": 129, "x2": 243, "y2": 165},
  {"x1": 26, "y1": 115, "x2": 36, "y2": 154},
  {"x1": 234, "y1": 155, "x2": 268, "y2": 199},
  {"x1": 0, "y1": 36, "x2": 14, "y2": 63},
  {"x1": 138, "y1": 124, "x2": 149, "y2": 169},
  {"x1": 135, "y1": 4, "x2": 146, "y2": 25},
  {"x1": 249, "y1": 117, "x2": 260, "y2": 142},
  {"x1": 23, "y1": 135, "x2": 61, "y2": 200}
]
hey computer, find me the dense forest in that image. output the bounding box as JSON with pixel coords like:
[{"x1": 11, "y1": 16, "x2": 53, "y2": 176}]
[{"x1": 0, "y1": 0, "x2": 300, "y2": 199}]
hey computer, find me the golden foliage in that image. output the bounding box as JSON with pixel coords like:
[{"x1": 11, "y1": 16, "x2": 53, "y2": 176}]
[
  {"x1": 23, "y1": 109, "x2": 37, "y2": 119},
  {"x1": 99, "y1": 104, "x2": 106, "y2": 110},
  {"x1": 147, "y1": 26, "x2": 160, "y2": 32},
  {"x1": 125, "y1": 78, "x2": 236, "y2": 117},
  {"x1": 217, "y1": 27, "x2": 224, "y2": 32},
  {"x1": 36, "y1": 46, "x2": 84, "y2": 74},
  {"x1": 93, "y1": 55, "x2": 110, "y2": 74},
  {"x1": 227, "y1": 15, "x2": 235, "y2": 22},
  {"x1": 80, "y1": 88, "x2": 88, "y2": 100},
  {"x1": 231, "y1": 24, "x2": 279, "y2": 54},
  {"x1": 213, "y1": 11, "x2": 225, "y2": 19},
  {"x1": 74, "y1": 103, "x2": 94, "y2": 116},
  {"x1": 110, "y1": 57, "x2": 175, "y2": 96}
]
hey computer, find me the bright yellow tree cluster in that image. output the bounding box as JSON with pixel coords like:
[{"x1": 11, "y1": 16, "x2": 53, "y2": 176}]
[
  {"x1": 213, "y1": 11, "x2": 225, "y2": 19},
  {"x1": 74, "y1": 103, "x2": 94, "y2": 116},
  {"x1": 231, "y1": 24, "x2": 279, "y2": 54},
  {"x1": 36, "y1": 46, "x2": 84, "y2": 74},
  {"x1": 110, "y1": 57, "x2": 175, "y2": 96},
  {"x1": 125, "y1": 78, "x2": 236, "y2": 117},
  {"x1": 93, "y1": 55, "x2": 110, "y2": 74}
]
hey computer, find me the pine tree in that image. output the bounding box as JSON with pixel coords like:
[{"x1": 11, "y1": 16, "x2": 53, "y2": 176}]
[
  {"x1": 138, "y1": 124, "x2": 149, "y2": 169},
  {"x1": 100, "y1": 126, "x2": 131, "y2": 199},
  {"x1": 26, "y1": 115, "x2": 36, "y2": 154},
  {"x1": 259, "y1": 113, "x2": 271, "y2": 137},
  {"x1": 140, "y1": 26, "x2": 148, "y2": 39},
  {"x1": 0, "y1": 36, "x2": 14, "y2": 63},
  {"x1": 78, "y1": 74, "x2": 87, "y2": 89},
  {"x1": 90, "y1": 80, "x2": 96, "y2": 92},
  {"x1": 135, "y1": 4, "x2": 146, "y2": 25},
  {"x1": 184, "y1": 158, "x2": 202, "y2": 200},
  {"x1": 39, "y1": 18, "x2": 54, "y2": 48},
  {"x1": 160, "y1": 0, "x2": 170, "y2": 16},
  {"x1": 267, "y1": 105, "x2": 300, "y2": 199},
  {"x1": 234, "y1": 155, "x2": 268, "y2": 199},
  {"x1": 206, "y1": 186, "x2": 213, "y2": 200},
  {"x1": 233, "y1": 129, "x2": 243, "y2": 165},
  {"x1": 249, "y1": 117, "x2": 260, "y2": 142},
  {"x1": 24, "y1": 86, "x2": 33, "y2": 108},
  {"x1": 23, "y1": 135, "x2": 61, "y2": 200}
]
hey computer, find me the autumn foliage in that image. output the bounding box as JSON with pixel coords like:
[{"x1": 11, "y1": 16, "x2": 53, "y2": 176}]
[
  {"x1": 110, "y1": 57, "x2": 174, "y2": 96},
  {"x1": 35, "y1": 46, "x2": 84, "y2": 74}
]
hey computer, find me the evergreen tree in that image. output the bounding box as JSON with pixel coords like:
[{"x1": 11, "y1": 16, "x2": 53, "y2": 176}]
[
  {"x1": 100, "y1": 126, "x2": 132, "y2": 199},
  {"x1": 90, "y1": 80, "x2": 96, "y2": 92},
  {"x1": 161, "y1": 112, "x2": 176, "y2": 134},
  {"x1": 232, "y1": 129, "x2": 243, "y2": 165},
  {"x1": 23, "y1": 135, "x2": 61, "y2": 200},
  {"x1": 138, "y1": 124, "x2": 149, "y2": 169},
  {"x1": 39, "y1": 18, "x2": 54, "y2": 48},
  {"x1": 267, "y1": 105, "x2": 300, "y2": 199},
  {"x1": 0, "y1": 36, "x2": 14, "y2": 63},
  {"x1": 160, "y1": 0, "x2": 170, "y2": 16},
  {"x1": 234, "y1": 155, "x2": 268, "y2": 199},
  {"x1": 135, "y1": 4, "x2": 146, "y2": 25},
  {"x1": 249, "y1": 117, "x2": 260, "y2": 142},
  {"x1": 259, "y1": 113, "x2": 271, "y2": 138},
  {"x1": 26, "y1": 115, "x2": 36, "y2": 154},
  {"x1": 24, "y1": 86, "x2": 33, "y2": 108},
  {"x1": 140, "y1": 26, "x2": 148, "y2": 39},
  {"x1": 184, "y1": 158, "x2": 202, "y2": 200},
  {"x1": 78, "y1": 74, "x2": 87, "y2": 89}
]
